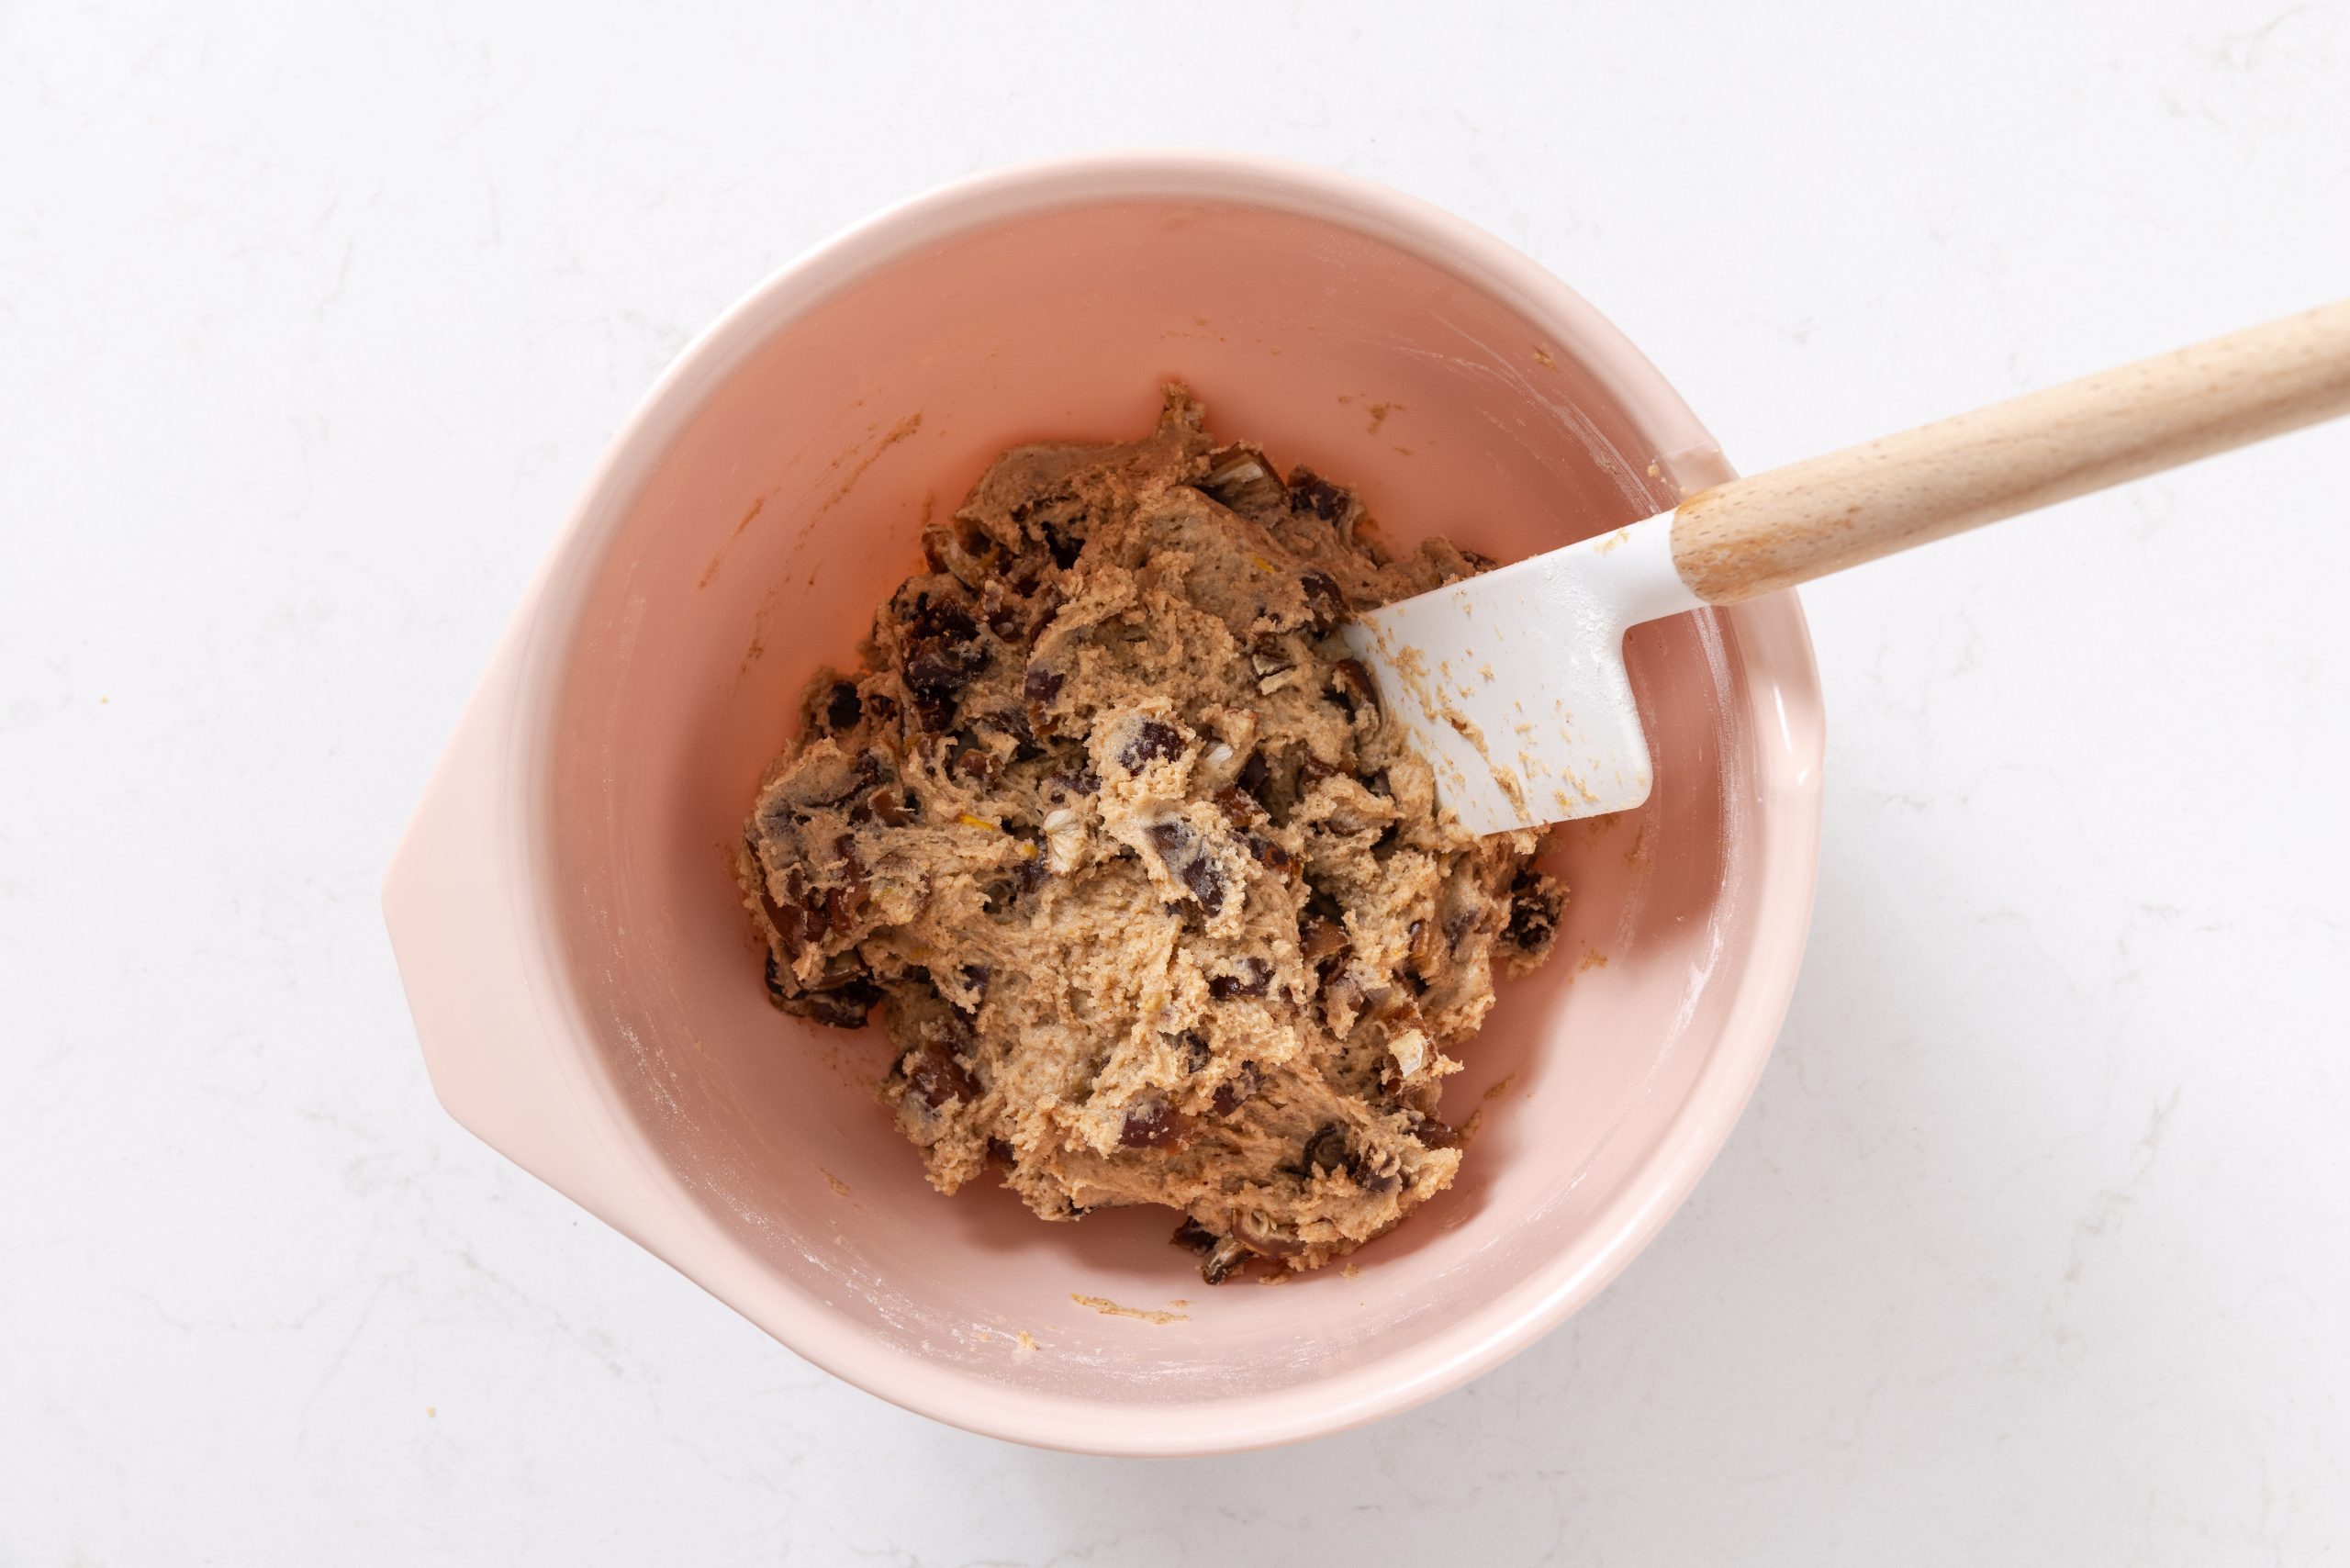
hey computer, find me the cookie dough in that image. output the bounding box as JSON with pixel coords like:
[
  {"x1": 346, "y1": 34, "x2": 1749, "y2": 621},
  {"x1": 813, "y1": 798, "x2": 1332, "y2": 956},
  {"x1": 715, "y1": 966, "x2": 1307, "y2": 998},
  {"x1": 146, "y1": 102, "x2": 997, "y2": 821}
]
[{"x1": 740, "y1": 387, "x2": 1562, "y2": 1281}]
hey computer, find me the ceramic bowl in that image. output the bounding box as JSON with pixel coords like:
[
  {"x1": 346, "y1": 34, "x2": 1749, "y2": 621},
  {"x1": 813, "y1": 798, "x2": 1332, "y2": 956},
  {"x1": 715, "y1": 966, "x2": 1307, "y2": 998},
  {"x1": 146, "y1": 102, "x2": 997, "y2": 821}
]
[{"x1": 386, "y1": 151, "x2": 1824, "y2": 1455}]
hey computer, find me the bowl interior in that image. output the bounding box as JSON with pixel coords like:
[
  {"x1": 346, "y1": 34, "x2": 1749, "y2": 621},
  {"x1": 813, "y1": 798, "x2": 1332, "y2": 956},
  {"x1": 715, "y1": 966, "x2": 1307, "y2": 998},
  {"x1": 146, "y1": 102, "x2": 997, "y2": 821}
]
[{"x1": 544, "y1": 192, "x2": 1766, "y2": 1409}]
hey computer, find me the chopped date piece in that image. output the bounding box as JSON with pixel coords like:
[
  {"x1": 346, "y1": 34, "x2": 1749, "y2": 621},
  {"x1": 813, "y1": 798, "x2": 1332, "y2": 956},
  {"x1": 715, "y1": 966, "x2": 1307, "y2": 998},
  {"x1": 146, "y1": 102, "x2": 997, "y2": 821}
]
[
  {"x1": 1405, "y1": 917, "x2": 1440, "y2": 975},
  {"x1": 1003, "y1": 554, "x2": 1045, "y2": 597},
  {"x1": 1200, "y1": 449, "x2": 1286, "y2": 510},
  {"x1": 756, "y1": 865, "x2": 803, "y2": 949},
  {"x1": 899, "y1": 595, "x2": 990, "y2": 730},
  {"x1": 1287, "y1": 466, "x2": 1351, "y2": 523},
  {"x1": 1299, "y1": 569, "x2": 1348, "y2": 633},
  {"x1": 1407, "y1": 1112, "x2": 1464, "y2": 1151},
  {"x1": 1022, "y1": 666, "x2": 1063, "y2": 704},
  {"x1": 1329, "y1": 658, "x2": 1381, "y2": 720},
  {"x1": 987, "y1": 1137, "x2": 1017, "y2": 1166},
  {"x1": 1181, "y1": 1032, "x2": 1212, "y2": 1072},
  {"x1": 1211, "y1": 1061, "x2": 1261, "y2": 1115},
  {"x1": 773, "y1": 746, "x2": 882, "y2": 814},
  {"x1": 832, "y1": 750, "x2": 889, "y2": 806},
  {"x1": 1171, "y1": 1216, "x2": 1219, "y2": 1254},
  {"x1": 947, "y1": 964, "x2": 991, "y2": 1020},
  {"x1": 1236, "y1": 749, "x2": 1270, "y2": 801},
  {"x1": 759, "y1": 866, "x2": 820, "y2": 956},
  {"x1": 822, "y1": 680, "x2": 862, "y2": 734},
  {"x1": 1146, "y1": 820, "x2": 1228, "y2": 915},
  {"x1": 787, "y1": 979, "x2": 881, "y2": 1028},
  {"x1": 1234, "y1": 1217, "x2": 1309, "y2": 1257},
  {"x1": 1119, "y1": 1099, "x2": 1188, "y2": 1149},
  {"x1": 902, "y1": 1039, "x2": 979, "y2": 1109},
  {"x1": 1046, "y1": 766, "x2": 1099, "y2": 801},
  {"x1": 1504, "y1": 870, "x2": 1563, "y2": 955},
  {"x1": 1170, "y1": 1219, "x2": 1256, "y2": 1285},
  {"x1": 1211, "y1": 785, "x2": 1261, "y2": 828},
  {"x1": 1200, "y1": 1235, "x2": 1253, "y2": 1284},
  {"x1": 909, "y1": 691, "x2": 954, "y2": 733},
  {"x1": 810, "y1": 946, "x2": 874, "y2": 991},
  {"x1": 1181, "y1": 857, "x2": 1227, "y2": 913},
  {"x1": 904, "y1": 595, "x2": 979, "y2": 645},
  {"x1": 974, "y1": 706, "x2": 1038, "y2": 756},
  {"x1": 821, "y1": 836, "x2": 870, "y2": 929},
  {"x1": 1246, "y1": 834, "x2": 1296, "y2": 877},
  {"x1": 1207, "y1": 957, "x2": 1273, "y2": 1000},
  {"x1": 904, "y1": 654, "x2": 983, "y2": 729},
  {"x1": 979, "y1": 576, "x2": 1037, "y2": 641},
  {"x1": 1248, "y1": 634, "x2": 1296, "y2": 683},
  {"x1": 1117, "y1": 719, "x2": 1186, "y2": 772},
  {"x1": 1298, "y1": 911, "x2": 1351, "y2": 975},
  {"x1": 980, "y1": 599, "x2": 1022, "y2": 642},
  {"x1": 786, "y1": 859, "x2": 830, "y2": 928}
]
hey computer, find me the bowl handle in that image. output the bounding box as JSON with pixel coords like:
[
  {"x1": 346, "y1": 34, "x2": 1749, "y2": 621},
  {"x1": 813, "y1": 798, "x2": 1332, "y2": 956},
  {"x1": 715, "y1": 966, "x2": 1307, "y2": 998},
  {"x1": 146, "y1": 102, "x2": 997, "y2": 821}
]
[{"x1": 382, "y1": 621, "x2": 671, "y2": 1245}]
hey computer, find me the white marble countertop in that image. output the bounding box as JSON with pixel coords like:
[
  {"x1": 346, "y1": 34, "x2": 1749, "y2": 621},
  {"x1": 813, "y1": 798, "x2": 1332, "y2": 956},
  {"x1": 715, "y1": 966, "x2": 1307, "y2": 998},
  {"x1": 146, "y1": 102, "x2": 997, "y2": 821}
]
[{"x1": 6, "y1": 2, "x2": 2347, "y2": 1561}]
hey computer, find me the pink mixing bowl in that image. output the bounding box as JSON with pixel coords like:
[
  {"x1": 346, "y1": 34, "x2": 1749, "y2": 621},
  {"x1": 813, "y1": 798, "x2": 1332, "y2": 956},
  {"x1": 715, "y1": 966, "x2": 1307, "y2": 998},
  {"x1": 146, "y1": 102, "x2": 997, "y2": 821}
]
[{"x1": 385, "y1": 151, "x2": 1825, "y2": 1454}]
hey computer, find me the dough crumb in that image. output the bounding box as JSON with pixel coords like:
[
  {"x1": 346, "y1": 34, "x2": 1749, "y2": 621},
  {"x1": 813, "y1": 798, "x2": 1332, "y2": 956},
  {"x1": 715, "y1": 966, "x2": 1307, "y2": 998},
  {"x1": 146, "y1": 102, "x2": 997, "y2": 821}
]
[
  {"x1": 1070, "y1": 1294, "x2": 1189, "y2": 1325},
  {"x1": 738, "y1": 386, "x2": 1563, "y2": 1283}
]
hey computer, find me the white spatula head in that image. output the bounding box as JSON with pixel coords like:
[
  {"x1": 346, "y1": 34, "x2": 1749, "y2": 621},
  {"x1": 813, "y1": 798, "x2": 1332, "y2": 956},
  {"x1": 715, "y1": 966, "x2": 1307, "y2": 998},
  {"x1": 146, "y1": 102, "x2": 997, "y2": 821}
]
[
  {"x1": 1340, "y1": 511, "x2": 1704, "y2": 835},
  {"x1": 1345, "y1": 300, "x2": 2350, "y2": 836}
]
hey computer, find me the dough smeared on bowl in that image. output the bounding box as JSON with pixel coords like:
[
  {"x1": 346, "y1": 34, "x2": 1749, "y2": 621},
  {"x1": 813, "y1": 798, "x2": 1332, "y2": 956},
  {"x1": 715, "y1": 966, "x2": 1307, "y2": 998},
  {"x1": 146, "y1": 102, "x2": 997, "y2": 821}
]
[{"x1": 739, "y1": 386, "x2": 1562, "y2": 1281}]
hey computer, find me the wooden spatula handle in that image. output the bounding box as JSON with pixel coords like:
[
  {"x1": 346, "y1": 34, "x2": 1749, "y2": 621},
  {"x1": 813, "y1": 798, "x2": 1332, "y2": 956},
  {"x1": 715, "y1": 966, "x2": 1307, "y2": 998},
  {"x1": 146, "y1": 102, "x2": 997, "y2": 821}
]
[{"x1": 1670, "y1": 298, "x2": 2350, "y2": 604}]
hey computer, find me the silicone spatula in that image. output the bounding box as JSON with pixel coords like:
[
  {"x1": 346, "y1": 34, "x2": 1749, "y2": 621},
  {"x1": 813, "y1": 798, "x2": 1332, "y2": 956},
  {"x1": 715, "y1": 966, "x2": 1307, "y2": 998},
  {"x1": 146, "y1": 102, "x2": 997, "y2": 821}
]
[{"x1": 1342, "y1": 298, "x2": 2350, "y2": 834}]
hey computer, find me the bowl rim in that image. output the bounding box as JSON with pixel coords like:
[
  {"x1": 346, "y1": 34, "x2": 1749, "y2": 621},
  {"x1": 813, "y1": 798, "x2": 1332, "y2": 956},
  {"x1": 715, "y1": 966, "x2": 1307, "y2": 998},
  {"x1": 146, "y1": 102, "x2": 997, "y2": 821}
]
[{"x1": 491, "y1": 149, "x2": 1825, "y2": 1454}]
